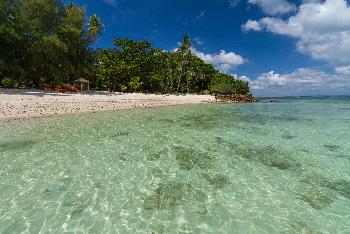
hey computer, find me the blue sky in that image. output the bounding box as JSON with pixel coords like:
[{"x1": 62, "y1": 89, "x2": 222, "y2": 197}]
[{"x1": 69, "y1": 0, "x2": 350, "y2": 96}]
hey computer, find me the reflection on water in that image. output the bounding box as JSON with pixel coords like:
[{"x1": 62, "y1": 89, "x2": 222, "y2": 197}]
[{"x1": 0, "y1": 98, "x2": 350, "y2": 233}]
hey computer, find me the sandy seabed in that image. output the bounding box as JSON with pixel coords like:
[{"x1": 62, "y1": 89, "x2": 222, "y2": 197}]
[{"x1": 0, "y1": 89, "x2": 214, "y2": 120}]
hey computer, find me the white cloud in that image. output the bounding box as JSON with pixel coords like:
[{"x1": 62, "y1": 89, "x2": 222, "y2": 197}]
[
  {"x1": 191, "y1": 48, "x2": 246, "y2": 73},
  {"x1": 237, "y1": 75, "x2": 251, "y2": 83},
  {"x1": 250, "y1": 71, "x2": 287, "y2": 90},
  {"x1": 335, "y1": 66, "x2": 350, "y2": 75},
  {"x1": 242, "y1": 19, "x2": 262, "y2": 31},
  {"x1": 102, "y1": 0, "x2": 118, "y2": 7},
  {"x1": 243, "y1": 0, "x2": 350, "y2": 67},
  {"x1": 242, "y1": 68, "x2": 350, "y2": 96},
  {"x1": 248, "y1": 0, "x2": 297, "y2": 15}
]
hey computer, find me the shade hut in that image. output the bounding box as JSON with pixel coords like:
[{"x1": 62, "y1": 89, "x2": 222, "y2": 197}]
[{"x1": 75, "y1": 78, "x2": 91, "y2": 91}]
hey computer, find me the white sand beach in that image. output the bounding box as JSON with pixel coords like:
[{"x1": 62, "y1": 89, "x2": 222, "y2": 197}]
[{"x1": 0, "y1": 89, "x2": 214, "y2": 120}]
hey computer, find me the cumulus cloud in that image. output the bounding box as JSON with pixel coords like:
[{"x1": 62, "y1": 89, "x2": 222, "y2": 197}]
[
  {"x1": 248, "y1": 0, "x2": 297, "y2": 15},
  {"x1": 241, "y1": 68, "x2": 350, "y2": 96},
  {"x1": 237, "y1": 75, "x2": 251, "y2": 83},
  {"x1": 335, "y1": 66, "x2": 350, "y2": 75},
  {"x1": 243, "y1": 0, "x2": 350, "y2": 67},
  {"x1": 249, "y1": 71, "x2": 287, "y2": 89},
  {"x1": 191, "y1": 48, "x2": 246, "y2": 73},
  {"x1": 242, "y1": 19, "x2": 262, "y2": 31}
]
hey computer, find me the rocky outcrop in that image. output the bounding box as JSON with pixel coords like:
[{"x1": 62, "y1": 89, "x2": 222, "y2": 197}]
[{"x1": 214, "y1": 93, "x2": 258, "y2": 103}]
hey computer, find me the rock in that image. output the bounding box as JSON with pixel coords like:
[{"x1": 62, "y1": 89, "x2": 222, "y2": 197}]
[{"x1": 214, "y1": 93, "x2": 258, "y2": 103}]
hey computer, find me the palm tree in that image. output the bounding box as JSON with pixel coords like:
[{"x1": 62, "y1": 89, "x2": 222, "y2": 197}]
[{"x1": 88, "y1": 14, "x2": 103, "y2": 43}]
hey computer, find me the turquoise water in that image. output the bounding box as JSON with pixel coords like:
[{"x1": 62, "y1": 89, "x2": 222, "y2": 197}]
[{"x1": 1, "y1": 98, "x2": 350, "y2": 233}]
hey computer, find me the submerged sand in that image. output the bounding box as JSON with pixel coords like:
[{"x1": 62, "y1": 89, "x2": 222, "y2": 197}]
[{"x1": 0, "y1": 89, "x2": 214, "y2": 120}]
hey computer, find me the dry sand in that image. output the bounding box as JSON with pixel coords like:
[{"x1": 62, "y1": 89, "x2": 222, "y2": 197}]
[{"x1": 0, "y1": 89, "x2": 214, "y2": 120}]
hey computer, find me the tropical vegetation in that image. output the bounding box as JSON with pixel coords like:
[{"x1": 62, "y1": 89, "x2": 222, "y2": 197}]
[{"x1": 0, "y1": 0, "x2": 250, "y2": 95}]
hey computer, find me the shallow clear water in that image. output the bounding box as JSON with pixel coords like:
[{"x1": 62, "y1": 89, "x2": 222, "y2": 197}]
[{"x1": 1, "y1": 98, "x2": 350, "y2": 233}]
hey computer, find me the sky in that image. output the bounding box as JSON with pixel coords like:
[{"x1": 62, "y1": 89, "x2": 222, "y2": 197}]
[{"x1": 68, "y1": 0, "x2": 350, "y2": 96}]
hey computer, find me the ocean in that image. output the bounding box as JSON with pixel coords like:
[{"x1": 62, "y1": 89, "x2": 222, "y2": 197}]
[{"x1": 1, "y1": 97, "x2": 349, "y2": 233}]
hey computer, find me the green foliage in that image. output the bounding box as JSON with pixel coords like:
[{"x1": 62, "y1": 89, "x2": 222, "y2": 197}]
[
  {"x1": 87, "y1": 14, "x2": 103, "y2": 43},
  {"x1": 209, "y1": 73, "x2": 250, "y2": 95},
  {"x1": 1, "y1": 77, "x2": 16, "y2": 88},
  {"x1": 93, "y1": 35, "x2": 237, "y2": 94},
  {"x1": 0, "y1": 0, "x2": 102, "y2": 86},
  {"x1": 129, "y1": 76, "x2": 143, "y2": 92},
  {"x1": 0, "y1": 1, "x2": 251, "y2": 94}
]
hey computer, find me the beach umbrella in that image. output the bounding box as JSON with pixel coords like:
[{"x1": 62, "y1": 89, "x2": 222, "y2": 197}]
[{"x1": 75, "y1": 78, "x2": 91, "y2": 91}]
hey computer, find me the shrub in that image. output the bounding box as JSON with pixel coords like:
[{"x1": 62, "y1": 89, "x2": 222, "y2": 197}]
[
  {"x1": 129, "y1": 76, "x2": 142, "y2": 92},
  {"x1": 66, "y1": 84, "x2": 80, "y2": 93},
  {"x1": 55, "y1": 85, "x2": 65, "y2": 93},
  {"x1": 121, "y1": 85, "x2": 128, "y2": 92},
  {"x1": 43, "y1": 83, "x2": 52, "y2": 91},
  {"x1": 209, "y1": 73, "x2": 249, "y2": 95},
  {"x1": 1, "y1": 77, "x2": 15, "y2": 88}
]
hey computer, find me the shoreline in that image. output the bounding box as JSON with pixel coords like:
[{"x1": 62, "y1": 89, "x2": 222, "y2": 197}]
[{"x1": 0, "y1": 89, "x2": 215, "y2": 121}]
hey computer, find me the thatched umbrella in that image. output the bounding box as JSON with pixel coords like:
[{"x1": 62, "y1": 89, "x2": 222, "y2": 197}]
[{"x1": 74, "y1": 78, "x2": 91, "y2": 91}]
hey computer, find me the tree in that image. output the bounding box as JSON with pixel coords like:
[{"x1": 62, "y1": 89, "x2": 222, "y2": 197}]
[
  {"x1": 94, "y1": 34, "x2": 251, "y2": 94},
  {"x1": 95, "y1": 42, "x2": 159, "y2": 92},
  {"x1": 87, "y1": 14, "x2": 103, "y2": 43},
  {"x1": 0, "y1": 0, "x2": 103, "y2": 86},
  {"x1": 187, "y1": 54, "x2": 216, "y2": 93},
  {"x1": 176, "y1": 34, "x2": 192, "y2": 92},
  {"x1": 209, "y1": 73, "x2": 250, "y2": 95},
  {"x1": 95, "y1": 49, "x2": 118, "y2": 91},
  {"x1": 1, "y1": 2, "x2": 253, "y2": 94}
]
